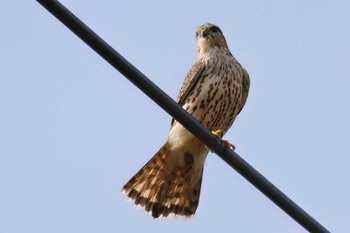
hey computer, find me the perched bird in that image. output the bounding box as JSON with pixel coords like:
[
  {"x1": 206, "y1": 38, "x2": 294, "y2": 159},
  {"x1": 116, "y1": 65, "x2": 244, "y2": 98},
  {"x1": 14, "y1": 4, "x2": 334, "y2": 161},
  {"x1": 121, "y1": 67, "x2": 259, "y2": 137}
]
[{"x1": 121, "y1": 23, "x2": 250, "y2": 219}]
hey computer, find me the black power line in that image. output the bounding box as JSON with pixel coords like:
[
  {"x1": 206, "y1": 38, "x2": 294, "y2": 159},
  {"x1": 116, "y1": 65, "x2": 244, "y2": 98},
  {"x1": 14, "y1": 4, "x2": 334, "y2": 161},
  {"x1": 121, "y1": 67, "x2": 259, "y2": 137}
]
[{"x1": 36, "y1": 0, "x2": 330, "y2": 232}]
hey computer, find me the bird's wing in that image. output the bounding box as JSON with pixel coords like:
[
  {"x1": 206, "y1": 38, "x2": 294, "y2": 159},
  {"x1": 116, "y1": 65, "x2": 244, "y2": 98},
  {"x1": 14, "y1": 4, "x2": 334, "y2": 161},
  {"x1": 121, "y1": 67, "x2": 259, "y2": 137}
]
[
  {"x1": 171, "y1": 61, "x2": 206, "y2": 127},
  {"x1": 237, "y1": 68, "x2": 250, "y2": 115}
]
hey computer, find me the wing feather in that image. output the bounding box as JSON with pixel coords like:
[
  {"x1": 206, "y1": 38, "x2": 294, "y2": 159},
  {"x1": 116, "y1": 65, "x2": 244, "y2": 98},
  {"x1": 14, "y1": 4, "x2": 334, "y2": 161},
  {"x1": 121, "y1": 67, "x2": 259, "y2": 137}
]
[
  {"x1": 237, "y1": 68, "x2": 250, "y2": 115},
  {"x1": 171, "y1": 61, "x2": 206, "y2": 126}
]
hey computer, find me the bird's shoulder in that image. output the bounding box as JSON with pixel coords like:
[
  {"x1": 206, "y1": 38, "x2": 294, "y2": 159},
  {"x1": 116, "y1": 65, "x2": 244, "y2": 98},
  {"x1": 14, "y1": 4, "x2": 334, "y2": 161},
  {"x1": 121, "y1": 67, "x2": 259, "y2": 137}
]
[{"x1": 176, "y1": 60, "x2": 206, "y2": 106}]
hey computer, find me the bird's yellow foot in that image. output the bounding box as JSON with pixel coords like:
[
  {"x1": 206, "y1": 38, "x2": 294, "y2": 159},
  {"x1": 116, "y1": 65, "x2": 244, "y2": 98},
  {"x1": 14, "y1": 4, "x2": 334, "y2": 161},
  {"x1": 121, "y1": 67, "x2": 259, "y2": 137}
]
[{"x1": 211, "y1": 129, "x2": 236, "y2": 151}]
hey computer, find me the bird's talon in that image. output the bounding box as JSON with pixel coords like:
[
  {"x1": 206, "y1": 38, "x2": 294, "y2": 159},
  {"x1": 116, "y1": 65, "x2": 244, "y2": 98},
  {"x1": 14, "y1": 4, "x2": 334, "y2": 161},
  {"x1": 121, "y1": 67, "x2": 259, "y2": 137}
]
[
  {"x1": 211, "y1": 129, "x2": 236, "y2": 151},
  {"x1": 211, "y1": 129, "x2": 223, "y2": 138},
  {"x1": 224, "y1": 141, "x2": 236, "y2": 151}
]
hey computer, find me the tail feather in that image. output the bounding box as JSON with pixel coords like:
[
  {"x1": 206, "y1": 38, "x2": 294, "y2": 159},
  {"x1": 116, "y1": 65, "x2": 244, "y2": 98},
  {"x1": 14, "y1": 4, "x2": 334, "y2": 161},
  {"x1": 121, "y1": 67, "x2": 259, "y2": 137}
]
[{"x1": 121, "y1": 141, "x2": 204, "y2": 219}]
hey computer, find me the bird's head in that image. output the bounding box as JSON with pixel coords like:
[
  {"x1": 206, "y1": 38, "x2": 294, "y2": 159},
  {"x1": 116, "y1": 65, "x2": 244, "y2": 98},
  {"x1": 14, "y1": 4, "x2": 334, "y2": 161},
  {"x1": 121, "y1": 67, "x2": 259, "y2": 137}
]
[{"x1": 195, "y1": 23, "x2": 229, "y2": 59}]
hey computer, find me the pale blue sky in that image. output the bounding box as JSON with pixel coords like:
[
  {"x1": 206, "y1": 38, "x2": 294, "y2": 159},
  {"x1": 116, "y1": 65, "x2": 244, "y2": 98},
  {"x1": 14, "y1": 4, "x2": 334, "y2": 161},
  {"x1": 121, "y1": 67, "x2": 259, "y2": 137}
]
[{"x1": 1, "y1": 1, "x2": 350, "y2": 232}]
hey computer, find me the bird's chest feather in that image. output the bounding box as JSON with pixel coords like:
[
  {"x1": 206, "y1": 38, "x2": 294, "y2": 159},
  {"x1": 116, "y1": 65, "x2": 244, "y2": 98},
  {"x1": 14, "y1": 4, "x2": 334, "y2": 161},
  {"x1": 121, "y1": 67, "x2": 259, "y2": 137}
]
[{"x1": 185, "y1": 56, "x2": 243, "y2": 132}]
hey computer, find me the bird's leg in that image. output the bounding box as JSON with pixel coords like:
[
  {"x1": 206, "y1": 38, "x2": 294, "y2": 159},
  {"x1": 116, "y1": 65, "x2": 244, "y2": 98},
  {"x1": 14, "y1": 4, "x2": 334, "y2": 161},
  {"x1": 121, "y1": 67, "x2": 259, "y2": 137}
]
[{"x1": 211, "y1": 129, "x2": 236, "y2": 151}]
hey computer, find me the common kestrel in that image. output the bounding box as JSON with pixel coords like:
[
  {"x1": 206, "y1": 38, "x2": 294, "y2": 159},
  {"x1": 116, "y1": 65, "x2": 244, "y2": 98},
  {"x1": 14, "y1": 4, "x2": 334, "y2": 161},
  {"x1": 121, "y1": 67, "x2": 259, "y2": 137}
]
[{"x1": 121, "y1": 23, "x2": 250, "y2": 219}]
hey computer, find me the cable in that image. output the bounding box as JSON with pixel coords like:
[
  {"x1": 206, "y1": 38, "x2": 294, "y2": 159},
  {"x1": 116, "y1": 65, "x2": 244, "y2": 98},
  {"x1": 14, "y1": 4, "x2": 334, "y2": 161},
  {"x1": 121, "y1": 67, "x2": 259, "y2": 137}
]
[{"x1": 36, "y1": 1, "x2": 330, "y2": 232}]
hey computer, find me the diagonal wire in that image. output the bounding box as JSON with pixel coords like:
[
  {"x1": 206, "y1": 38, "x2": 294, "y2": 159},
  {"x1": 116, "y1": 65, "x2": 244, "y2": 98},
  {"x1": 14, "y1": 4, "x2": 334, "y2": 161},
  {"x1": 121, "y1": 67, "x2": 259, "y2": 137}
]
[{"x1": 36, "y1": 0, "x2": 330, "y2": 232}]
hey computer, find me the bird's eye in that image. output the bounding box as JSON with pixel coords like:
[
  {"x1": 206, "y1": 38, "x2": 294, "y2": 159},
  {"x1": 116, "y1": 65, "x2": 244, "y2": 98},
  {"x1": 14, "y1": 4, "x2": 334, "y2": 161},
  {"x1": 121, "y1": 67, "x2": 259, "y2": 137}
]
[{"x1": 210, "y1": 26, "x2": 221, "y2": 33}]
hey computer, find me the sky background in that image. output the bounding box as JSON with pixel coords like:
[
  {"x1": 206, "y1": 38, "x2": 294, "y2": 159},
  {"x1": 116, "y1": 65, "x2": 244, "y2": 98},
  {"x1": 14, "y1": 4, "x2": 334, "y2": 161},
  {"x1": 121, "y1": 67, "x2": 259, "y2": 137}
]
[{"x1": 1, "y1": 1, "x2": 350, "y2": 232}]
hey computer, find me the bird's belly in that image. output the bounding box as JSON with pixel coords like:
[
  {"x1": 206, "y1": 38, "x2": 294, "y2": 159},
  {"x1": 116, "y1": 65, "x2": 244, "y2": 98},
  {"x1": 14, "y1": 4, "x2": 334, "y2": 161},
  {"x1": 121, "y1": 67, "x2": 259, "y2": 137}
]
[{"x1": 183, "y1": 75, "x2": 242, "y2": 133}]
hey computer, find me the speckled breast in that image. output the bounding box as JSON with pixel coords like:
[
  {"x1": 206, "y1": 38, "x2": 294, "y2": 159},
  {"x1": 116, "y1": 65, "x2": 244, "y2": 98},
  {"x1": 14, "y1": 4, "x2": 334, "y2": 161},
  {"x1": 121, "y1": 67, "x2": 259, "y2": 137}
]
[{"x1": 183, "y1": 56, "x2": 243, "y2": 134}]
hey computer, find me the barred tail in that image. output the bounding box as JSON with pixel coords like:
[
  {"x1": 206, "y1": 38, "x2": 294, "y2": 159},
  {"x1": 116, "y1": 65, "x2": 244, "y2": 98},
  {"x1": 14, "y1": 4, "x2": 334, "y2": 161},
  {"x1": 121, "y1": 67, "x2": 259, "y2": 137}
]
[{"x1": 121, "y1": 141, "x2": 203, "y2": 219}]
